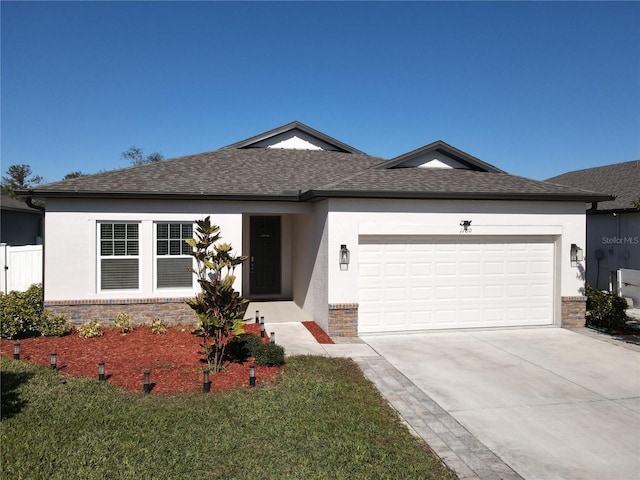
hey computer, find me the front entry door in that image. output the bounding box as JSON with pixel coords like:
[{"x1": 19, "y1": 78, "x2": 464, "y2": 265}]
[{"x1": 250, "y1": 216, "x2": 281, "y2": 295}]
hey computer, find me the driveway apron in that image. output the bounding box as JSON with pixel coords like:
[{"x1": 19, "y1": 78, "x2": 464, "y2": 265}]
[{"x1": 363, "y1": 328, "x2": 640, "y2": 480}]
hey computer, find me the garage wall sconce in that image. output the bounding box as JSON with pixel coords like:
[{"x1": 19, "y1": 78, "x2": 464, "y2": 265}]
[
  {"x1": 339, "y1": 244, "x2": 350, "y2": 271},
  {"x1": 570, "y1": 243, "x2": 584, "y2": 267},
  {"x1": 460, "y1": 220, "x2": 472, "y2": 233}
]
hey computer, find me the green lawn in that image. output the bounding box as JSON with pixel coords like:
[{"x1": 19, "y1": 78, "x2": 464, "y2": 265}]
[{"x1": 1, "y1": 355, "x2": 455, "y2": 480}]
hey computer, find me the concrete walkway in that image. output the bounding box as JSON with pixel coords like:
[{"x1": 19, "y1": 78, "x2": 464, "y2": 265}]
[{"x1": 266, "y1": 321, "x2": 521, "y2": 480}]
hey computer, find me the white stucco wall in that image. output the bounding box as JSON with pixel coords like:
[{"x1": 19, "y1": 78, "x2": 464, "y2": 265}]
[
  {"x1": 291, "y1": 202, "x2": 329, "y2": 330},
  {"x1": 326, "y1": 198, "x2": 588, "y2": 326},
  {"x1": 44, "y1": 198, "x2": 311, "y2": 302}
]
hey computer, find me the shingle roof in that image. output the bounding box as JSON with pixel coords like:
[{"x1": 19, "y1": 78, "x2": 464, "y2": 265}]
[
  {"x1": 546, "y1": 160, "x2": 640, "y2": 211},
  {"x1": 1, "y1": 193, "x2": 42, "y2": 213},
  {"x1": 20, "y1": 123, "x2": 612, "y2": 204},
  {"x1": 28, "y1": 149, "x2": 384, "y2": 198}
]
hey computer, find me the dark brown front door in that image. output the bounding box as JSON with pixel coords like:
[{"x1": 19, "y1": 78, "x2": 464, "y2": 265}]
[{"x1": 250, "y1": 216, "x2": 281, "y2": 295}]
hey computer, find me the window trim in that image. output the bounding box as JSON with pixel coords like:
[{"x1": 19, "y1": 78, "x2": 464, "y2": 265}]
[
  {"x1": 97, "y1": 221, "x2": 141, "y2": 292},
  {"x1": 154, "y1": 221, "x2": 195, "y2": 291}
]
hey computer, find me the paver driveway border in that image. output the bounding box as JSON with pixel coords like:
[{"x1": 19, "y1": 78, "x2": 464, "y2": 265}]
[{"x1": 362, "y1": 327, "x2": 640, "y2": 480}]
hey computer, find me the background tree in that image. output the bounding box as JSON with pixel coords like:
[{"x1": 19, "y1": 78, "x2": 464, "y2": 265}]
[
  {"x1": 1, "y1": 164, "x2": 43, "y2": 199},
  {"x1": 121, "y1": 146, "x2": 164, "y2": 166},
  {"x1": 62, "y1": 171, "x2": 85, "y2": 180}
]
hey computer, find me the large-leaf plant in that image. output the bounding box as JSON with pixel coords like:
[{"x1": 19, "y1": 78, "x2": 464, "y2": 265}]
[{"x1": 186, "y1": 217, "x2": 248, "y2": 372}]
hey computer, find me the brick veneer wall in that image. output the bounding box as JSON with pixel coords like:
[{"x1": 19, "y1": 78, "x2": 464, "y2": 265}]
[
  {"x1": 328, "y1": 303, "x2": 358, "y2": 337},
  {"x1": 561, "y1": 296, "x2": 587, "y2": 328},
  {"x1": 45, "y1": 298, "x2": 196, "y2": 326}
]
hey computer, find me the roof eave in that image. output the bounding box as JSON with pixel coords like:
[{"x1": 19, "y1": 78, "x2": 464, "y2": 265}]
[
  {"x1": 17, "y1": 189, "x2": 303, "y2": 202},
  {"x1": 301, "y1": 189, "x2": 612, "y2": 203}
]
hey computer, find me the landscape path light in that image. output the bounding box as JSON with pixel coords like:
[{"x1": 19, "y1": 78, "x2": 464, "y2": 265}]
[
  {"x1": 98, "y1": 362, "x2": 106, "y2": 381},
  {"x1": 260, "y1": 320, "x2": 265, "y2": 338},
  {"x1": 50, "y1": 352, "x2": 57, "y2": 369},
  {"x1": 249, "y1": 364, "x2": 256, "y2": 387},
  {"x1": 255, "y1": 310, "x2": 260, "y2": 324},
  {"x1": 143, "y1": 370, "x2": 151, "y2": 393},
  {"x1": 13, "y1": 342, "x2": 20, "y2": 360},
  {"x1": 203, "y1": 369, "x2": 211, "y2": 393},
  {"x1": 270, "y1": 332, "x2": 275, "y2": 344}
]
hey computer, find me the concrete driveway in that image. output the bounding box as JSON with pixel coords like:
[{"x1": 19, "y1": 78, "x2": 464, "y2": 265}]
[{"x1": 363, "y1": 328, "x2": 640, "y2": 480}]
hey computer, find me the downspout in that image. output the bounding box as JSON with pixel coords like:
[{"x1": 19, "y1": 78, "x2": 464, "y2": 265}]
[{"x1": 26, "y1": 196, "x2": 46, "y2": 307}]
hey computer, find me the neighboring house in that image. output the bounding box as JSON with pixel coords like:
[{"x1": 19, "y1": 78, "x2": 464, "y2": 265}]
[
  {"x1": 547, "y1": 161, "x2": 640, "y2": 291},
  {"x1": 20, "y1": 122, "x2": 609, "y2": 335},
  {"x1": 1, "y1": 193, "x2": 43, "y2": 246}
]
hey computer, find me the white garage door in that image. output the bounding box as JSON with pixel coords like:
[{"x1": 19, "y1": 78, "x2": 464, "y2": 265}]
[{"x1": 358, "y1": 236, "x2": 555, "y2": 333}]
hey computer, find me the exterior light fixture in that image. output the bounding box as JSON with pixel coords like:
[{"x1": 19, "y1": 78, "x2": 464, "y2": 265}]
[
  {"x1": 249, "y1": 364, "x2": 256, "y2": 387},
  {"x1": 255, "y1": 310, "x2": 260, "y2": 324},
  {"x1": 460, "y1": 220, "x2": 472, "y2": 233},
  {"x1": 143, "y1": 370, "x2": 151, "y2": 393},
  {"x1": 50, "y1": 352, "x2": 57, "y2": 369},
  {"x1": 570, "y1": 244, "x2": 584, "y2": 267},
  {"x1": 98, "y1": 362, "x2": 106, "y2": 381},
  {"x1": 13, "y1": 343, "x2": 20, "y2": 360},
  {"x1": 260, "y1": 320, "x2": 265, "y2": 338},
  {"x1": 270, "y1": 332, "x2": 275, "y2": 344},
  {"x1": 203, "y1": 369, "x2": 211, "y2": 393},
  {"x1": 339, "y1": 244, "x2": 350, "y2": 270}
]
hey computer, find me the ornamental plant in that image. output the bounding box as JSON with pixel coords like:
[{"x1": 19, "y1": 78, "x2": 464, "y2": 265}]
[
  {"x1": 147, "y1": 318, "x2": 167, "y2": 335},
  {"x1": 113, "y1": 312, "x2": 134, "y2": 334},
  {"x1": 77, "y1": 319, "x2": 104, "y2": 338},
  {"x1": 186, "y1": 216, "x2": 248, "y2": 373}
]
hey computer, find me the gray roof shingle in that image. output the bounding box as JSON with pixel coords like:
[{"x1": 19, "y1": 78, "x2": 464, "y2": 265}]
[
  {"x1": 20, "y1": 123, "x2": 612, "y2": 204},
  {"x1": 546, "y1": 160, "x2": 640, "y2": 211}
]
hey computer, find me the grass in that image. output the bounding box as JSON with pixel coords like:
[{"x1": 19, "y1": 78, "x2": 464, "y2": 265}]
[{"x1": 1, "y1": 355, "x2": 456, "y2": 480}]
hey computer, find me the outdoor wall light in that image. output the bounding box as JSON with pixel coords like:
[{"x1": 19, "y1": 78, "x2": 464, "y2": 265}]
[
  {"x1": 460, "y1": 220, "x2": 472, "y2": 233},
  {"x1": 143, "y1": 370, "x2": 151, "y2": 394},
  {"x1": 570, "y1": 243, "x2": 584, "y2": 267},
  {"x1": 203, "y1": 369, "x2": 211, "y2": 393},
  {"x1": 249, "y1": 364, "x2": 256, "y2": 387},
  {"x1": 270, "y1": 332, "x2": 275, "y2": 344},
  {"x1": 255, "y1": 310, "x2": 260, "y2": 324},
  {"x1": 339, "y1": 244, "x2": 350, "y2": 270},
  {"x1": 98, "y1": 362, "x2": 106, "y2": 381},
  {"x1": 50, "y1": 352, "x2": 57, "y2": 369},
  {"x1": 260, "y1": 320, "x2": 265, "y2": 338},
  {"x1": 13, "y1": 343, "x2": 20, "y2": 360}
]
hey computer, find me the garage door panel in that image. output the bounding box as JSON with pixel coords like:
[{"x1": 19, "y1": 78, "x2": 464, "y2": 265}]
[{"x1": 358, "y1": 238, "x2": 554, "y2": 333}]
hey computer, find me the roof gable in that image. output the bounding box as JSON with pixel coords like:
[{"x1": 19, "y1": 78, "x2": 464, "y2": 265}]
[
  {"x1": 383, "y1": 141, "x2": 505, "y2": 173},
  {"x1": 223, "y1": 121, "x2": 365, "y2": 154}
]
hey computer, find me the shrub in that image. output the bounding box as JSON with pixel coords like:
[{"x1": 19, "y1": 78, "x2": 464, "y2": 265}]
[
  {"x1": 34, "y1": 312, "x2": 73, "y2": 337},
  {"x1": 78, "y1": 319, "x2": 104, "y2": 338},
  {"x1": 254, "y1": 342, "x2": 285, "y2": 366},
  {"x1": 0, "y1": 284, "x2": 43, "y2": 339},
  {"x1": 226, "y1": 333, "x2": 264, "y2": 360},
  {"x1": 147, "y1": 318, "x2": 167, "y2": 335},
  {"x1": 113, "y1": 312, "x2": 134, "y2": 334},
  {"x1": 585, "y1": 284, "x2": 628, "y2": 330}
]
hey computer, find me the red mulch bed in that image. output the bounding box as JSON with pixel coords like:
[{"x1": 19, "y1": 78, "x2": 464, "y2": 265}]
[
  {"x1": 302, "y1": 321, "x2": 334, "y2": 344},
  {"x1": 0, "y1": 324, "x2": 281, "y2": 395}
]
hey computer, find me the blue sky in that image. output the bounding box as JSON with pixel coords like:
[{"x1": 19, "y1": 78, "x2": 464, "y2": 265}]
[{"x1": 2, "y1": 1, "x2": 639, "y2": 184}]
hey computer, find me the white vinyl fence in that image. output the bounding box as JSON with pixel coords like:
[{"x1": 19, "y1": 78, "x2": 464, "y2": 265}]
[
  {"x1": 618, "y1": 268, "x2": 640, "y2": 308},
  {"x1": 0, "y1": 243, "x2": 43, "y2": 294}
]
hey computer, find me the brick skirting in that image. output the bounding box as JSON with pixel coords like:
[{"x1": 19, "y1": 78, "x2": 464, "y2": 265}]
[
  {"x1": 44, "y1": 298, "x2": 196, "y2": 326},
  {"x1": 561, "y1": 296, "x2": 587, "y2": 328},
  {"x1": 328, "y1": 303, "x2": 358, "y2": 337}
]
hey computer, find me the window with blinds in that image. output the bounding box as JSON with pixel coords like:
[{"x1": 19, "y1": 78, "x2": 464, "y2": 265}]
[
  {"x1": 156, "y1": 223, "x2": 193, "y2": 289},
  {"x1": 99, "y1": 223, "x2": 139, "y2": 290}
]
